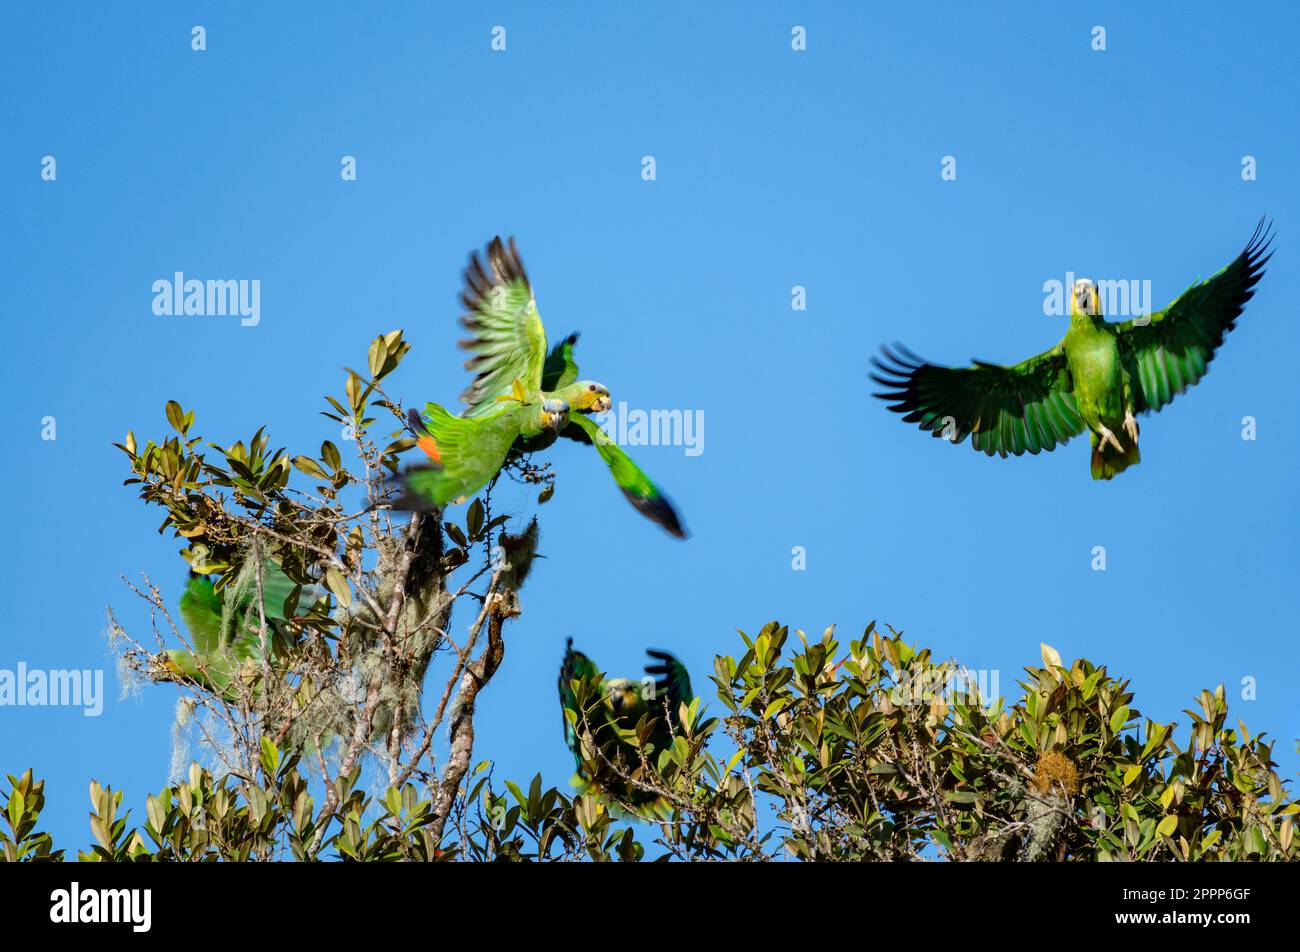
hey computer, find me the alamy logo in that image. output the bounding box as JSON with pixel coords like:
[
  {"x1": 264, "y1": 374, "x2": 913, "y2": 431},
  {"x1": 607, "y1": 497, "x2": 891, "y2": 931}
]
[
  {"x1": 0, "y1": 663, "x2": 103, "y2": 716},
  {"x1": 152, "y1": 272, "x2": 261, "y2": 326},
  {"x1": 1043, "y1": 271, "x2": 1152, "y2": 320},
  {"x1": 889, "y1": 666, "x2": 1000, "y2": 709},
  {"x1": 594, "y1": 401, "x2": 704, "y2": 457},
  {"x1": 49, "y1": 883, "x2": 151, "y2": 932}
]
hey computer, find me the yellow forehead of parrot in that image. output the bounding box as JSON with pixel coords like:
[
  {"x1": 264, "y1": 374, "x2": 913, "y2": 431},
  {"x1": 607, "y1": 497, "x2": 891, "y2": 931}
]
[{"x1": 1072, "y1": 278, "x2": 1100, "y2": 314}]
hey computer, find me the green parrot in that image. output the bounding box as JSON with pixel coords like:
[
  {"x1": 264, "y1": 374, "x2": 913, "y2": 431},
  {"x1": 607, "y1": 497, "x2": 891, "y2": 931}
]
[
  {"x1": 393, "y1": 237, "x2": 686, "y2": 535},
  {"x1": 391, "y1": 397, "x2": 570, "y2": 511},
  {"x1": 163, "y1": 560, "x2": 323, "y2": 700},
  {"x1": 558, "y1": 639, "x2": 695, "y2": 806},
  {"x1": 871, "y1": 220, "x2": 1273, "y2": 479}
]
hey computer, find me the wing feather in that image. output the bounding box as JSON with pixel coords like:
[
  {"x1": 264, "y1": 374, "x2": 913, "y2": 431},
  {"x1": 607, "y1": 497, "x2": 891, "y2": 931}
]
[
  {"x1": 541, "y1": 332, "x2": 581, "y2": 391},
  {"x1": 871, "y1": 343, "x2": 1085, "y2": 457},
  {"x1": 1115, "y1": 220, "x2": 1273, "y2": 414},
  {"x1": 563, "y1": 413, "x2": 687, "y2": 538},
  {"x1": 457, "y1": 237, "x2": 548, "y2": 416},
  {"x1": 390, "y1": 403, "x2": 524, "y2": 509}
]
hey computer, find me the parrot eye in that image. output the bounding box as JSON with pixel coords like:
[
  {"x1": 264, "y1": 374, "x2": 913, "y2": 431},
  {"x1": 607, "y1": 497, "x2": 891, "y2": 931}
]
[{"x1": 588, "y1": 384, "x2": 597, "y2": 392}]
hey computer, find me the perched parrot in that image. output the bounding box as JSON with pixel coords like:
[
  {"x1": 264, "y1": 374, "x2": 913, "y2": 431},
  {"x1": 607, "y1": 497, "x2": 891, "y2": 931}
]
[
  {"x1": 871, "y1": 220, "x2": 1273, "y2": 479},
  {"x1": 558, "y1": 639, "x2": 696, "y2": 806},
  {"x1": 392, "y1": 237, "x2": 686, "y2": 536},
  {"x1": 162, "y1": 561, "x2": 324, "y2": 700}
]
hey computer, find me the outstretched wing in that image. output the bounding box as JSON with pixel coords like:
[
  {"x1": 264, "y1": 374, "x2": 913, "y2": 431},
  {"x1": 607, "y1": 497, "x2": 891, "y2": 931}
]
[
  {"x1": 558, "y1": 639, "x2": 603, "y2": 763},
  {"x1": 458, "y1": 237, "x2": 548, "y2": 417},
  {"x1": 392, "y1": 404, "x2": 523, "y2": 509},
  {"x1": 643, "y1": 649, "x2": 692, "y2": 753},
  {"x1": 541, "y1": 332, "x2": 581, "y2": 391},
  {"x1": 169, "y1": 564, "x2": 322, "y2": 699},
  {"x1": 1114, "y1": 220, "x2": 1273, "y2": 414},
  {"x1": 178, "y1": 574, "x2": 224, "y2": 658},
  {"x1": 563, "y1": 412, "x2": 687, "y2": 538},
  {"x1": 871, "y1": 343, "x2": 1085, "y2": 457},
  {"x1": 178, "y1": 563, "x2": 316, "y2": 658},
  {"x1": 644, "y1": 649, "x2": 692, "y2": 716}
]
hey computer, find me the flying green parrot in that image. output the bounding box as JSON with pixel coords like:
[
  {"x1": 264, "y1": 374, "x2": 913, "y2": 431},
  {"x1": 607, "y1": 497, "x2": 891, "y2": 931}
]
[
  {"x1": 558, "y1": 639, "x2": 696, "y2": 807},
  {"x1": 392, "y1": 397, "x2": 571, "y2": 511},
  {"x1": 871, "y1": 220, "x2": 1273, "y2": 479},
  {"x1": 393, "y1": 236, "x2": 686, "y2": 536},
  {"x1": 162, "y1": 561, "x2": 323, "y2": 700}
]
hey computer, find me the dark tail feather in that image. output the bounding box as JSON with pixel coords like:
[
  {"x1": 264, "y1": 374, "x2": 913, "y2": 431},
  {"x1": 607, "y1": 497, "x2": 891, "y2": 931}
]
[
  {"x1": 621, "y1": 488, "x2": 688, "y2": 539},
  {"x1": 406, "y1": 408, "x2": 425, "y2": 436},
  {"x1": 1090, "y1": 429, "x2": 1141, "y2": 481},
  {"x1": 382, "y1": 466, "x2": 447, "y2": 512},
  {"x1": 362, "y1": 409, "x2": 445, "y2": 512}
]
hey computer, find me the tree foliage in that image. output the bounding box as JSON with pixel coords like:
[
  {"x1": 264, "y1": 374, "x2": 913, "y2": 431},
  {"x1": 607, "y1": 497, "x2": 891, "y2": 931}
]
[
  {"x1": 5, "y1": 332, "x2": 1293, "y2": 862},
  {"x1": 105, "y1": 330, "x2": 535, "y2": 843},
  {"x1": 6, "y1": 625, "x2": 1295, "y2": 861}
]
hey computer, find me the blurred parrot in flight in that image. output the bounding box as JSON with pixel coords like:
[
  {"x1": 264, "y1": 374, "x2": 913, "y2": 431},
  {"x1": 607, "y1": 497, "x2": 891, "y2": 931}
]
[
  {"x1": 558, "y1": 639, "x2": 702, "y2": 808},
  {"x1": 392, "y1": 237, "x2": 686, "y2": 536},
  {"x1": 162, "y1": 561, "x2": 323, "y2": 701},
  {"x1": 871, "y1": 220, "x2": 1273, "y2": 479}
]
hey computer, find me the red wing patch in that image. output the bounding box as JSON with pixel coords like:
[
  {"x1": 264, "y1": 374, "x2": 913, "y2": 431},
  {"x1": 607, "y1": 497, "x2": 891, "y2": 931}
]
[{"x1": 416, "y1": 435, "x2": 442, "y2": 464}]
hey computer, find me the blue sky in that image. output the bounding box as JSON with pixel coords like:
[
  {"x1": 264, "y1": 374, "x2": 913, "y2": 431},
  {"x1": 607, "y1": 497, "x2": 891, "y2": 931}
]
[{"x1": 3, "y1": 2, "x2": 1298, "y2": 850}]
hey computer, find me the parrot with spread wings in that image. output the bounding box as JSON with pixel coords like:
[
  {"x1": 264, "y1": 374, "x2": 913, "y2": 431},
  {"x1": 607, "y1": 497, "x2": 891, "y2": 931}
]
[
  {"x1": 871, "y1": 220, "x2": 1273, "y2": 479},
  {"x1": 391, "y1": 237, "x2": 686, "y2": 536},
  {"x1": 558, "y1": 639, "x2": 703, "y2": 808}
]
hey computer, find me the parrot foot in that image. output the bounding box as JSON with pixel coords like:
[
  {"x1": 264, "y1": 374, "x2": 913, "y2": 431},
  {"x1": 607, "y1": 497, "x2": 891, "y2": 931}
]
[
  {"x1": 1123, "y1": 412, "x2": 1139, "y2": 445},
  {"x1": 1096, "y1": 424, "x2": 1124, "y2": 455}
]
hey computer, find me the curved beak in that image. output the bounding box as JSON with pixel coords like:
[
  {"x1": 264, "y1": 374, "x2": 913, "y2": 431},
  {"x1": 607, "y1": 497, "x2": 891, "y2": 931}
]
[
  {"x1": 593, "y1": 394, "x2": 612, "y2": 413},
  {"x1": 1076, "y1": 286, "x2": 1095, "y2": 314}
]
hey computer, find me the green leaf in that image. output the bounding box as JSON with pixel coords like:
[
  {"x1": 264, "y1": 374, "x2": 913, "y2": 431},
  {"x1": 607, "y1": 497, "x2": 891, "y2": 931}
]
[
  {"x1": 368, "y1": 336, "x2": 389, "y2": 378},
  {"x1": 384, "y1": 437, "x2": 416, "y2": 458},
  {"x1": 1040, "y1": 643, "x2": 1062, "y2": 669},
  {"x1": 324, "y1": 567, "x2": 351, "y2": 609},
  {"x1": 504, "y1": 780, "x2": 526, "y2": 808},
  {"x1": 467, "y1": 498, "x2": 484, "y2": 538},
  {"x1": 165, "y1": 400, "x2": 188, "y2": 435},
  {"x1": 345, "y1": 373, "x2": 364, "y2": 413},
  {"x1": 320, "y1": 441, "x2": 342, "y2": 472},
  {"x1": 384, "y1": 787, "x2": 402, "y2": 816},
  {"x1": 292, "y1": 456, "x2": 329, "y2": 479},
  {"x1": 282, "y1": 583, "x2": 304, "y2": 621},
  {"x1": 259, "y1": 736, "x2": 281, "y2": 775},
  {"x1": 7, "y1": 789, "x2": 23, "y2": 831},
  {"x1": 1109, "y1": 705, "x2": 1130, "y2": 734}
]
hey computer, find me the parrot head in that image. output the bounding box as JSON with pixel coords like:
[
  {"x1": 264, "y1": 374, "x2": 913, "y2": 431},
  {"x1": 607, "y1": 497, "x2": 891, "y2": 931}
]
[
  {"x1": 541, "y1": 398, "x2": 570, "y2": 432},
  {"x1": 1071, "y1": 278, "x2": 1102, "y2": 317},
  {"x1": 574, "y1": 381, "x2": 612, "y2": 414},
  {"x1": 603, "y1": 678, "x2": 644, "y2": 718}
]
